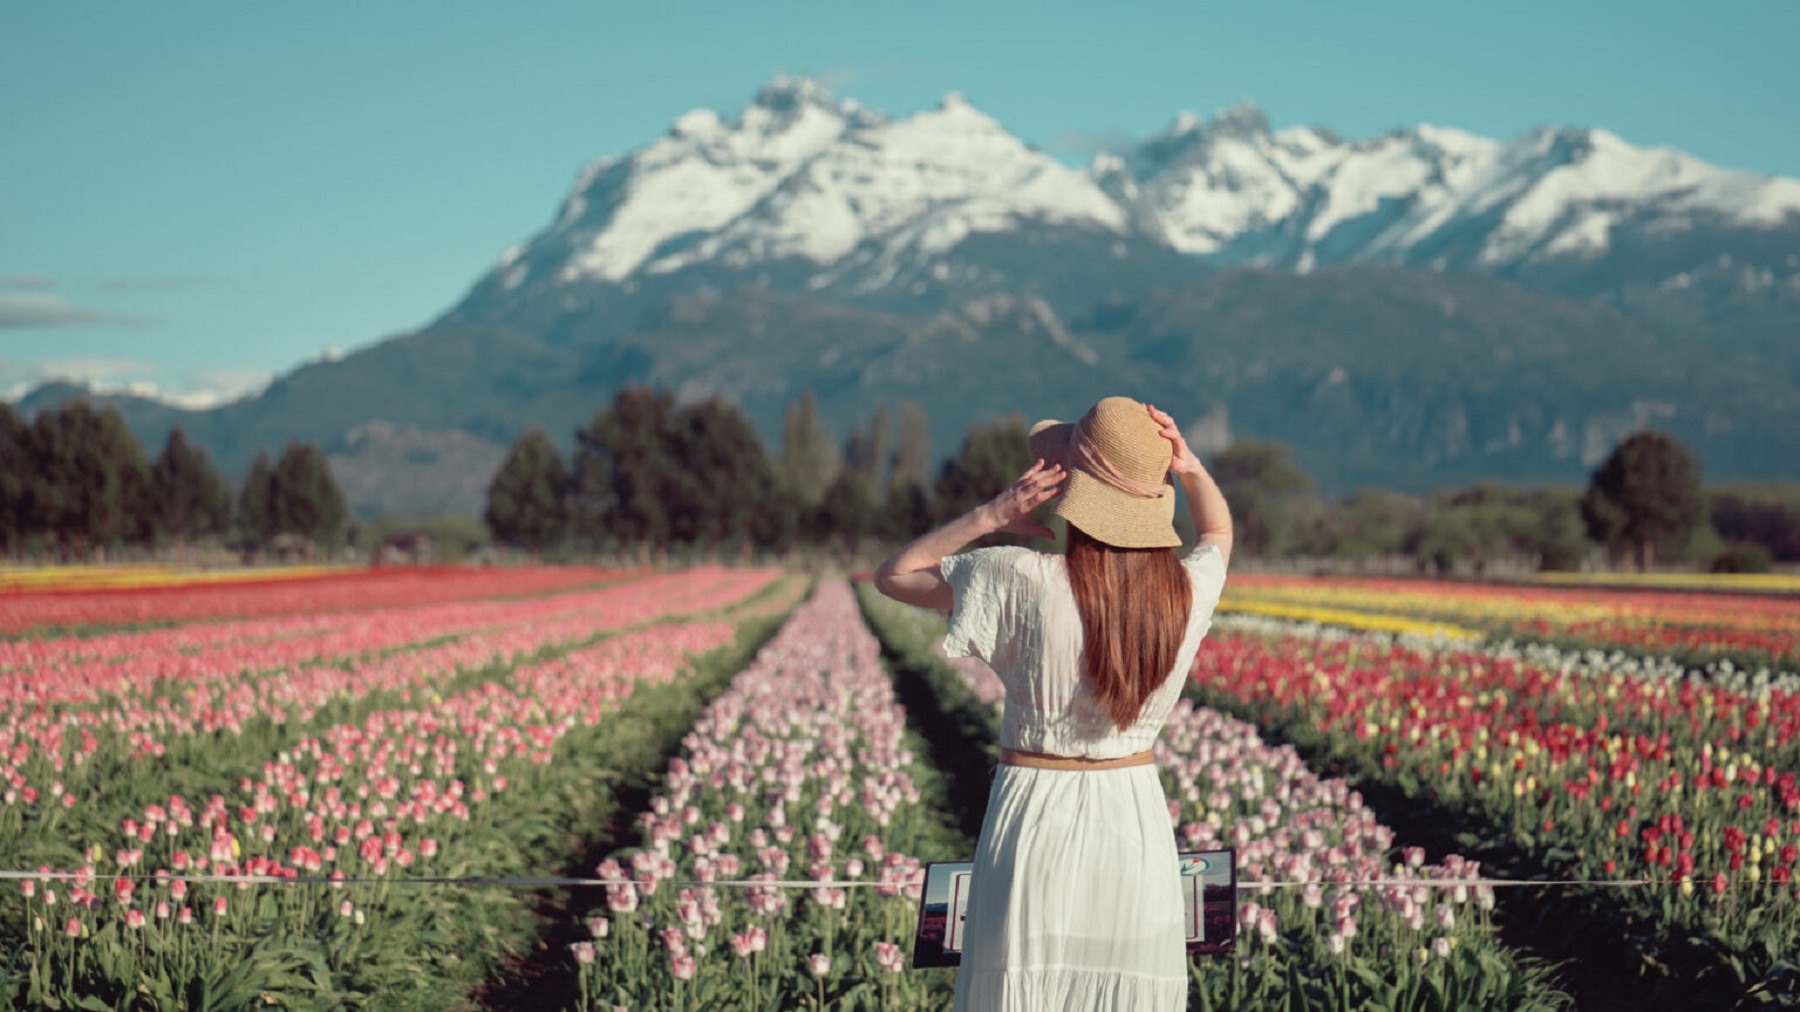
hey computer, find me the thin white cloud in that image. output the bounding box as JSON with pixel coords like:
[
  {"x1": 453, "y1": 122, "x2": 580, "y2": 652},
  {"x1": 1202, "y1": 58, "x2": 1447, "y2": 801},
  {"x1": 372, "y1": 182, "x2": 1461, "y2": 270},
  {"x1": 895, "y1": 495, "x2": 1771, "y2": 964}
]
[
  {"x1": 171, "y1": 367, "x2": 273, "y2": 408},
  {"x1": 1, "y1": 359, "x2": 270, "y2": 411},
  {"x1": 0, "y1": 274, "x2": 55, "y2": 291},
  {"x1": 0, "y1": 293, "x2": 140, "y2": 328}
]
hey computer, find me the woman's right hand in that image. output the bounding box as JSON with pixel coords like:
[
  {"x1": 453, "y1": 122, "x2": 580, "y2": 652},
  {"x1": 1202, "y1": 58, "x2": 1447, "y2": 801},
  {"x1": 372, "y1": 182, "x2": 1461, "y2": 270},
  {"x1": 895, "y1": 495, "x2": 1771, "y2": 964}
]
[
  {"x1": 981, "y1": 459, "x2": 1064, "y2": 538},
  {"x1": 1146, "y1": 404, "x2": 1203, "y2": 478}
]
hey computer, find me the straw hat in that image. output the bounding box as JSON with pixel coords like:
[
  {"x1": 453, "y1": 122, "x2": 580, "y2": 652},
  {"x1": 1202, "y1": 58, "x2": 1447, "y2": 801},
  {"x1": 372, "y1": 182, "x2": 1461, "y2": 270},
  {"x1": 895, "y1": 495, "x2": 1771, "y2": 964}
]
[{"x1": 1028, "y1": 396, "x2": 1179, "y2": 549}]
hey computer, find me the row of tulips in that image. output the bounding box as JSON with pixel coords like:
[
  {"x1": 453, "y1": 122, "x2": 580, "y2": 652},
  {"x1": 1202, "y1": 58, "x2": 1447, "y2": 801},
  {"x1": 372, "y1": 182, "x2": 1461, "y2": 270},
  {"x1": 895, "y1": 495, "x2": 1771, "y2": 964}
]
[
  {"x1": 5, "y1": 570, "x2": 798, "y2": 1008},
  {"x1": 572, "y1": 582, "x2": 970, "y2": 1011},
  {"x1": 854, "y1": 586, "x2": 1569, "y2": 1011},
  {"x1": 1226, "y1": 574, "x2": 1800, "y2": 670},
  {"x1": 0, "y1": 564, "x2": 630, "y2": 633},
  {"x1": 0, "y1": 568, "x2": 778, "y2": 865},
  {"x1": 1192, "y1": 614, "x2": 1800, "y2": 1004}
]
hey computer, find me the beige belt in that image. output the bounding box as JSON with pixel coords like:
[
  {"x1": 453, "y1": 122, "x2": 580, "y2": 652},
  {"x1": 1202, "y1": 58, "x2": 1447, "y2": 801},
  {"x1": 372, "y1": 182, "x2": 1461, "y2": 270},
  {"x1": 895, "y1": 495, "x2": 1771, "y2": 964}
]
[{"x1": 999, "y1": 747, "x2": 1155, "y2": 771}]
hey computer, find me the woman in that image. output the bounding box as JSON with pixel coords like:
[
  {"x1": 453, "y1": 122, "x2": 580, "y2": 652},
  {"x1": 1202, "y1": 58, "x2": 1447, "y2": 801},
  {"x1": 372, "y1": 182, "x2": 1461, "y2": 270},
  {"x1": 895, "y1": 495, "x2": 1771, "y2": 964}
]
[{"x1": 874, "y1": 396, "x2": 1232, "y2": 1011}]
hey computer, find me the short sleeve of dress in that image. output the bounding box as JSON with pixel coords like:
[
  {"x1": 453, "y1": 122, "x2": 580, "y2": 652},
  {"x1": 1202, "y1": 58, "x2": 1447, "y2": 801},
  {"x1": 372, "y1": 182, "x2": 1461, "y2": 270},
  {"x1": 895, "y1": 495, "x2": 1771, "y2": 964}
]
[
  {"x1": 1183, "y1": 542, "x2": 1229, "y2": 619},
  {"x1": 939, "y1": 547, "x2": 1018, "y2": 663}
]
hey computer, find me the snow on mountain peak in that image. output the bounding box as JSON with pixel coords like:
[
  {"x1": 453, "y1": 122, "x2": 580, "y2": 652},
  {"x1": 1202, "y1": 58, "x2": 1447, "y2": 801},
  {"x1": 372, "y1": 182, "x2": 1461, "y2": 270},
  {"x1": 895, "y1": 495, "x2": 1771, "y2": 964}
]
[
  {"x1": 643, "y1": 89, "x2": 1126, "y2": 279},
  {"x1": 488, "y1": 81, "x2": 1800, "y2": 295}
]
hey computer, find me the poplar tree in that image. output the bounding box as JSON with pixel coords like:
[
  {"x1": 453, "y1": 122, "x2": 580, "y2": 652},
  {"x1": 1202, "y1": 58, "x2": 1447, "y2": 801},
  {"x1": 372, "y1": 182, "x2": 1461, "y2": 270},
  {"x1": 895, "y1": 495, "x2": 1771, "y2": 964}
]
[
  {"x1": 237, "y1": 451, "x2": 278, "y2": 547},
  {"x1": 780, "y1": 390, "x2": 839, "y2": 508},
  {"x1": 892, "y1": 400, "x2": 933, "y2": 491},
  {"x1": 844, "y1": 404, "x2": 890, "y2": 490},
  {"x1": 151, "y1": 427, "x2": 230, "y2": 560}
]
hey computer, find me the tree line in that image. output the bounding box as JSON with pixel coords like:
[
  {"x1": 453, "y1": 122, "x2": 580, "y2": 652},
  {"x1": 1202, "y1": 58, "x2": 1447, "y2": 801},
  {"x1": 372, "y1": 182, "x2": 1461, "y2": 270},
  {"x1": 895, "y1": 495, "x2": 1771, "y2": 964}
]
[
  {"x1": 488, "y1": 389, "x2": 1798, "y2": 574},
  {"x1": 485, "y1": 387, "x2": 1039, "y2": 561},
  {"x1": 1167, "y1": 431, "x2": 1793, "y2": 574},
  {"x1": 3, "y1": 391, "x2": 1788, "y2": 574},
  {"x1": 0, "y1": 401, "x2": 346, "y2": 562}
]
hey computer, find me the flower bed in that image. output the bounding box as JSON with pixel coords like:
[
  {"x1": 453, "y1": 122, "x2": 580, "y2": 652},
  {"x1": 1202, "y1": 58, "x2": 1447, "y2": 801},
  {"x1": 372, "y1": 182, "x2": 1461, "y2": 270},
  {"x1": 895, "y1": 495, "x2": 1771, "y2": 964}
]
[
  {"x1": 1192, "y1": 617, "x2": 1800, "y2": 1003},
  {"x1": 573, "y1": 582, "x2": 969, "y2": 1011},
  {"x1": 0, "y1": 568, "x2": 793, "y2": 1007},
  {"x1": 1225, "y1": 574, "x2": 1800, "y2": 670},
  {"x1": 856, "y1": 586, "x2": 1568, "y2": 1010},
  {"x1": 0, "y1": 564, "x2": 633, "y2": 633}
]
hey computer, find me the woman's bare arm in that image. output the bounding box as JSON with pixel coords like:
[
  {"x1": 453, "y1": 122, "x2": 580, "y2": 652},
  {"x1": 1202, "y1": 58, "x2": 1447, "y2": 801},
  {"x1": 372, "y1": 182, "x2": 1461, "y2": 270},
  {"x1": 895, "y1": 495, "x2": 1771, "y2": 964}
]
[
  {"x1": 1147, "y1": 404, "x2": 1233, "y2": 568},
  {"x1": 873, "y1": 459, "x2": 1065, "y2": 609}
]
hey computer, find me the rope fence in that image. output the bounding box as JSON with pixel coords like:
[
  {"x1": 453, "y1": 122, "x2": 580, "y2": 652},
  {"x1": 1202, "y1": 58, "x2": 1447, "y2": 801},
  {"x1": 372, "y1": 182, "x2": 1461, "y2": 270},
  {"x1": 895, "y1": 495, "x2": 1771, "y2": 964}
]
[{"x1": 0, "y1": 868, "x2": 1745, "y2": 891}]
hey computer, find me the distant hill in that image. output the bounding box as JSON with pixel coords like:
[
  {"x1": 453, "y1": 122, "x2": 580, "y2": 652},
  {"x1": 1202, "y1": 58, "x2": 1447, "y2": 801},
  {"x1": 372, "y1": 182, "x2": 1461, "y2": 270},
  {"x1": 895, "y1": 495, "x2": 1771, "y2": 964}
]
[{"x1": 15, "y1": 77, "x2": 1799, "y2": 515}]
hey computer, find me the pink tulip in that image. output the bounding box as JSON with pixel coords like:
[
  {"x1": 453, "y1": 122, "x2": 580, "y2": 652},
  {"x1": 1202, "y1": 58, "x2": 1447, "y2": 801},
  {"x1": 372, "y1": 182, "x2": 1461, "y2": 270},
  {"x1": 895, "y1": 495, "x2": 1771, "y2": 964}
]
[{"x1": 874, "y1": 941, "x2": 905, "y2": 974}]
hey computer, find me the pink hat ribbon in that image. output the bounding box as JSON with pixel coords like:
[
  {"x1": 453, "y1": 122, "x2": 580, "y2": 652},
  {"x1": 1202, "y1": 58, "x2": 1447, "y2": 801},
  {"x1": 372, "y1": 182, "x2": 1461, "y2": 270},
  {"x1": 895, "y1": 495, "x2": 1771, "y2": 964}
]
[{"x1": 1066, "y1": 415, "x2": 1169, "y2": 499}]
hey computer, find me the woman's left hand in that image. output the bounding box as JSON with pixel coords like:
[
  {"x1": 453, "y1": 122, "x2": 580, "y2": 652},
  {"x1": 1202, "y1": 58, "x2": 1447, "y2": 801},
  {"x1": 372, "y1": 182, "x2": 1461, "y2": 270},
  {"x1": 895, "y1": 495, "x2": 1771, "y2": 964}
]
[{"x1": 981, "y1": 459, "x2": 1064, "y2": 538}]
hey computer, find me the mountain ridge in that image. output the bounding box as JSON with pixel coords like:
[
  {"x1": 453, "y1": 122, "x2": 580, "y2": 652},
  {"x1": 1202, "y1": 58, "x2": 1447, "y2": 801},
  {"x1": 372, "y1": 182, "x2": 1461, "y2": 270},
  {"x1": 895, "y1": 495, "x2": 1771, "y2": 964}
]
[{"x1": 12, "y1": 78, "x2": 1799, "y2": 516}]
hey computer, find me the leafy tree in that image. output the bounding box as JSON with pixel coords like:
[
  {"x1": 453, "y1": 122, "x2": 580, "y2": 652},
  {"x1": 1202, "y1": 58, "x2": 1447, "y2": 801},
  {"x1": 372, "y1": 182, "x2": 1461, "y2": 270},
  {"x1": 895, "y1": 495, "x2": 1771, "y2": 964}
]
[
  {"x1": 1711, "y1": 484, "x2": 1800, "y2": 562},
  {"x1": 1208, "y1": 439, "x2": 1315, "y2": 558},
  {"x1": 668, "y1": 397, "x2": 782, "y2": 551},
  {"x1": 780, "y1": 390, "x2": 839, "y2": 508},
  {"x1": 150, "y1": 428, "x2": 230, "y2": 560},
  {"x1": 1292, "y1": 488, "x2": 1426, "y2": 560},
  {"x1": 1580, "y1": 430, "x2": 1704, "y2": 570},
  {"x1": 237, "y1": 451, "x2": 277, "y2": 546},
  {"x1": 25, "y1": 402, "x2": 149, "y2": 560},
  {"x1": 572, "y1": 388, "x2": 789, "y2": 556},
  {"x1": 876, "y1": 477, "x2": 934, "y2": 543},
  {"x1": 0, "y1": 404, "x2": 29, "y2": 555},
  {"x1": 934, "y1": 415, "x2": 1033, "y2": 537},
  {"x1": 270, "y1": 441, "x2": 346, "y2": 561},
  {"x1": 573, "y1": 386, "x2": 682, "y2": 551},
  {"x1": 815, "y1": 470, "x2": 875, "y2": 548},
  {"x1": 484, "y1": 427, "x2": 570, "y2": 559}
]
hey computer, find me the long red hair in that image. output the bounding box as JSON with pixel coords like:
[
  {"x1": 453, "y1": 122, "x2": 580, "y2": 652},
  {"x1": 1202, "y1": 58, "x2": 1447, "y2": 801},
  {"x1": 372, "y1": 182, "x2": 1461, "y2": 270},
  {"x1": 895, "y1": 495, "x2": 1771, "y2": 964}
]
[{"x1": 1065, "y1": 524, "x2": 1193, "y2": 730}]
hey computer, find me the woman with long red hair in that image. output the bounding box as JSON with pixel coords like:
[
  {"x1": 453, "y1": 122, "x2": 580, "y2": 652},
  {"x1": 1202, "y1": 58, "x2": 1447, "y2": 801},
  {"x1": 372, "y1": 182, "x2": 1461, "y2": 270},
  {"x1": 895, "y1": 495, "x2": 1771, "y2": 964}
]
[{"x1": 875, "y1": 396, "x2": 1232, "y2": 1011}]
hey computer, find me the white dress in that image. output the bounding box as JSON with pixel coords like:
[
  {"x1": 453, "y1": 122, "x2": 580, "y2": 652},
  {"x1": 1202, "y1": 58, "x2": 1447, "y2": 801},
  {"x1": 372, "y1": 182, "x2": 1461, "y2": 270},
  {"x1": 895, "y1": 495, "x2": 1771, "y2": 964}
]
[{"x1": 939, "y1": 544, "x2": 1228, "y2": 1012}]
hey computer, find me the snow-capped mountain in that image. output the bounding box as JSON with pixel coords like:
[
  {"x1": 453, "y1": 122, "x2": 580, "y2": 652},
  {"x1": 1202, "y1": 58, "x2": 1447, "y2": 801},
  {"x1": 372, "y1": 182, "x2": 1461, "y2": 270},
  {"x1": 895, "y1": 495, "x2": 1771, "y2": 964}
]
[
  {"x1": 455, "y1": 75, "x2": 1800, "y2": 319},
  {"x1": 20, "y1": 76, "x2": 1799, "y2": 513},
  {"x1": 463, "y1": 75, "x2": 1164, "y2": 318},
  {"x1": 1118, "y1": 101, "x2": 1800, "y2": 274}
]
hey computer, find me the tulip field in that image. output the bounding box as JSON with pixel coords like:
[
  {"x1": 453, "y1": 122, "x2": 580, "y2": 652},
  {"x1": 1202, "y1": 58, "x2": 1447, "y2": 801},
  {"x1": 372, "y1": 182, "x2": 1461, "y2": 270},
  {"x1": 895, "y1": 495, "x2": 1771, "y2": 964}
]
[
  {"x1": 0, "y1": 564, "x2": 801, "y2": 1008},
  {"x1": 0, "y1": 561, "x2": 1795, "y2": 1009},
  {"x1": 1193, "y1": 579, "x2": 1800, "y2": 1007},
  {"x1": 1223, "y1": 574, "x2": 1800, "y2": 670}
]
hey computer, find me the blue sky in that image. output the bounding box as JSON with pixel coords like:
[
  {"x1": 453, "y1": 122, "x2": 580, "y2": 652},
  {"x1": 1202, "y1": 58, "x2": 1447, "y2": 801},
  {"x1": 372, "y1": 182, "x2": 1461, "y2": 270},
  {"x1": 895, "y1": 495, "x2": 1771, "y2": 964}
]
[{"x1": 3, "y1": 0, "x2": 1796, "y2": 407}]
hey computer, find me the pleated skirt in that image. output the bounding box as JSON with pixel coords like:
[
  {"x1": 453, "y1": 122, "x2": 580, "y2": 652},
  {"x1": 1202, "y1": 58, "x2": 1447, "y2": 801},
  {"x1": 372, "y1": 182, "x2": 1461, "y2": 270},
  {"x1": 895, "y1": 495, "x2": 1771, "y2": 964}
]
[{"x1": 951, "y1": 763, "x2": 1187, "y2": 1012}]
